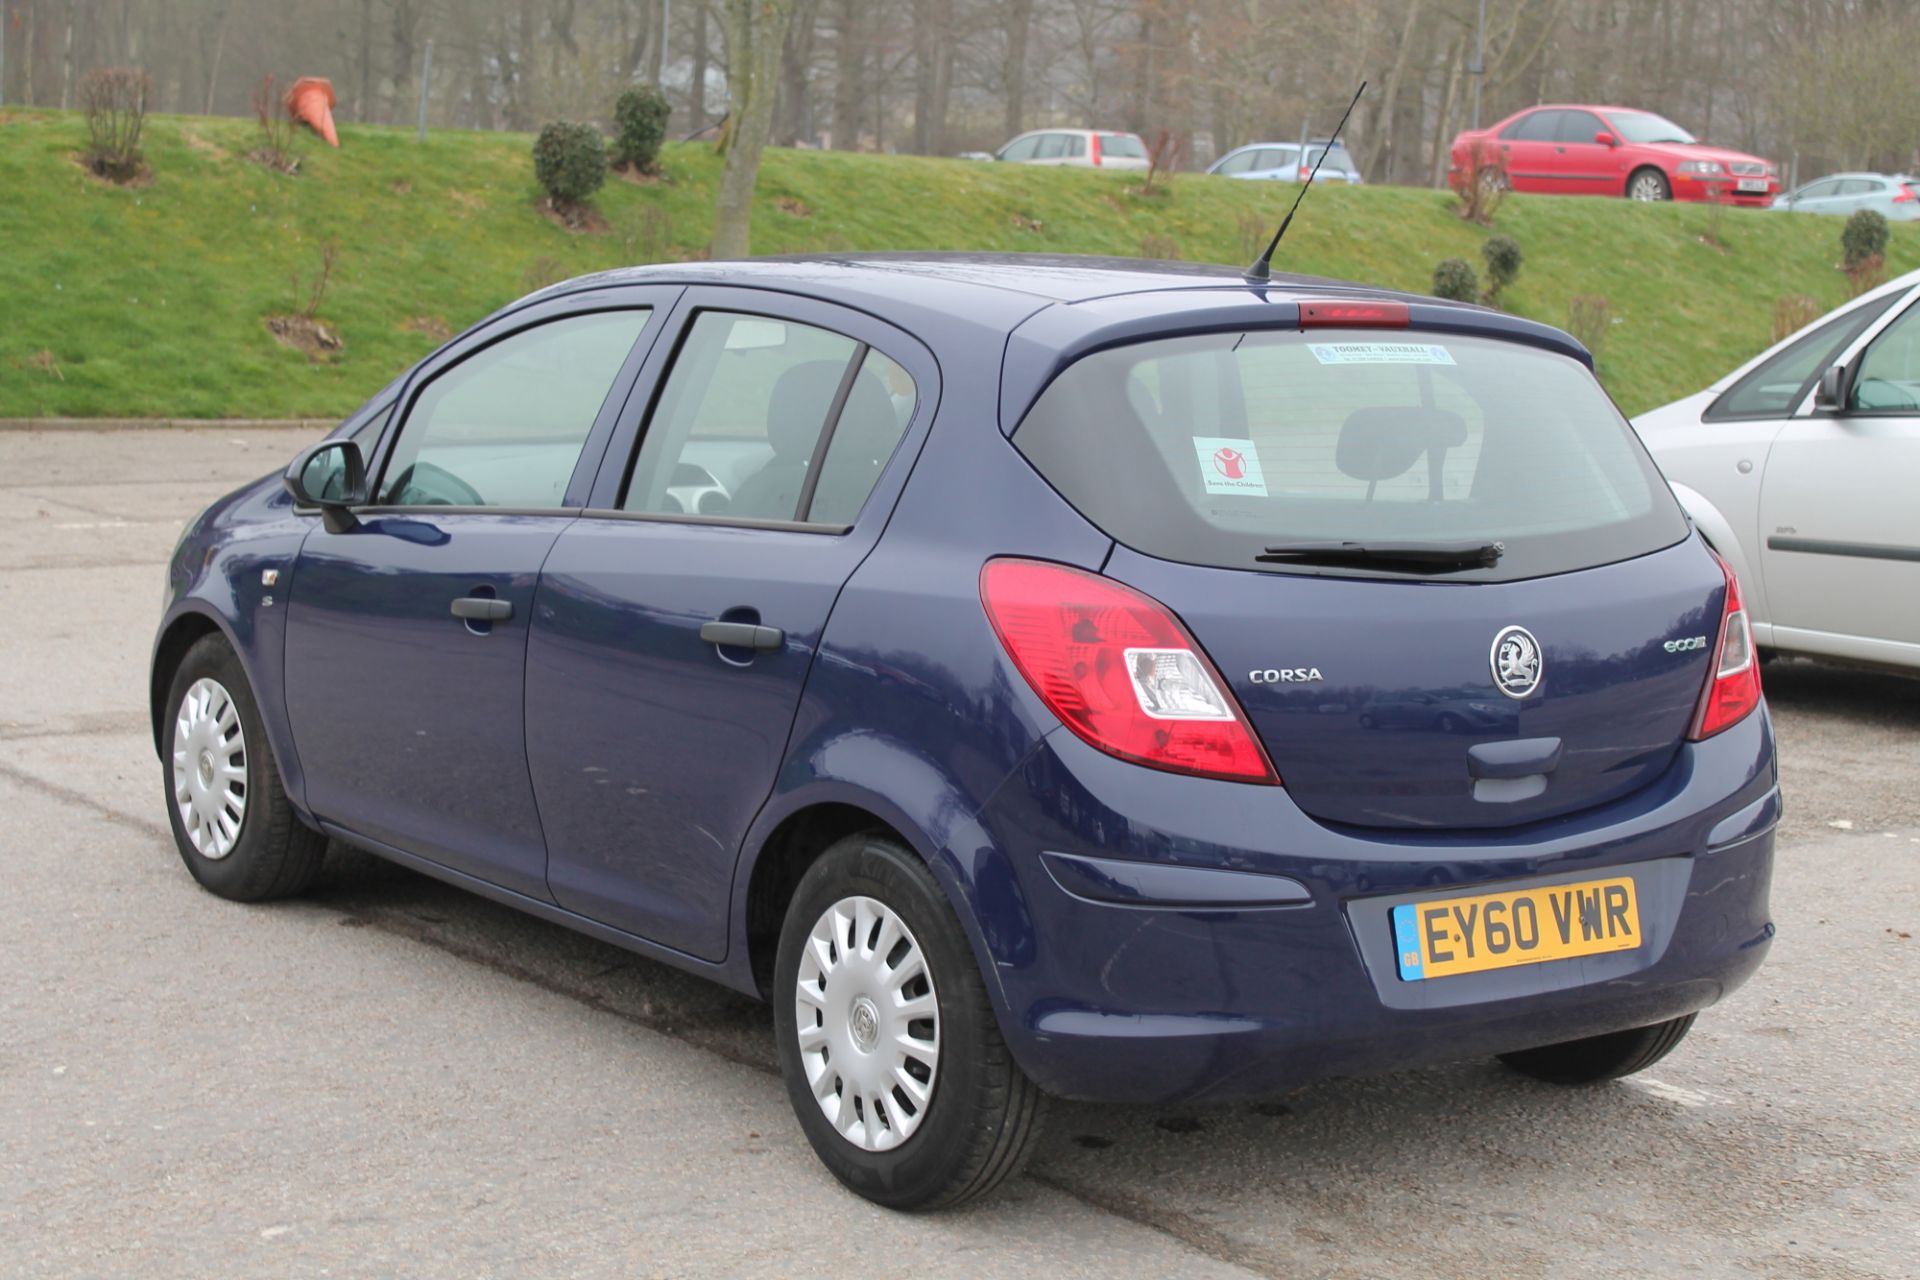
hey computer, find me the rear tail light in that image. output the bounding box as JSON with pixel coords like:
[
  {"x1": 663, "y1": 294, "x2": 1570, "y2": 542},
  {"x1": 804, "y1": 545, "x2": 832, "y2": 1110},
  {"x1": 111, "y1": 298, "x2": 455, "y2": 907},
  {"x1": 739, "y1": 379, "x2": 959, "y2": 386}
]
[
  {"x1": 979, "y1": 558, "x2": 1279, "y2": 785},
  {"x1": 1090, "y1": 134, "x2": 1103, "y2": 167},
  {"x1": 1895, "y1": 184, "x2": 1917, "y2": 203},
  {"x1": 1298, "y1": 300, "x2": 1409, "y2": 329},
  {"x1": 1689, "y1": 551, "x2": 1763, "y2": 740}
]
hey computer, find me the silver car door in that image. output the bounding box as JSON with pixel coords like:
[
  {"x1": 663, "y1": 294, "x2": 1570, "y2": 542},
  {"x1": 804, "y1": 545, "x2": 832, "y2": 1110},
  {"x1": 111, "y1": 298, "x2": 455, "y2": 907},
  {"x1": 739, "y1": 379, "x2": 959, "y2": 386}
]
[{"x1": 1759, "y1": 287, "x2": 1920, "y2": 660}]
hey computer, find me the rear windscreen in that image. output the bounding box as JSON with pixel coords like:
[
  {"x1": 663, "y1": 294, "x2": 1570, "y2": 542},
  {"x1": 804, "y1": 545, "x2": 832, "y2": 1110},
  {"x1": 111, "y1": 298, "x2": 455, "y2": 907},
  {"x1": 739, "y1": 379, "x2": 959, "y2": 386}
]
[{"x1": 1012, "y1": 329, "x2": 1689, "y2": 581}]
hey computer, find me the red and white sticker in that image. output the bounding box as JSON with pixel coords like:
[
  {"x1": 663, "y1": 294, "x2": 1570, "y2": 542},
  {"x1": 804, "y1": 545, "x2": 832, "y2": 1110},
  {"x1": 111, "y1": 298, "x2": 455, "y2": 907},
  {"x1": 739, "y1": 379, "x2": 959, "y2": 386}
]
[{"x1": 1192, "y1": 437, "x2": 1267, "y2": 497}]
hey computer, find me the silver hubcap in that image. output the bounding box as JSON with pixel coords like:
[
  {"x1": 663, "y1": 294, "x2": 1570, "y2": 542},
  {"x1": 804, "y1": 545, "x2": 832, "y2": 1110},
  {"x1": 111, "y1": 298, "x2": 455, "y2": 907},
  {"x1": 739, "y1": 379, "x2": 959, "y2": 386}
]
[
  {"x1": 794, "y1": 895, "x2": 940, "y2": 1152},
  {"x1": 1631, "y1": 174, "x2": 1666, "y2": 200},
  {"x1": 172, "y1": 677, "x2": 247, "y2": 860}
]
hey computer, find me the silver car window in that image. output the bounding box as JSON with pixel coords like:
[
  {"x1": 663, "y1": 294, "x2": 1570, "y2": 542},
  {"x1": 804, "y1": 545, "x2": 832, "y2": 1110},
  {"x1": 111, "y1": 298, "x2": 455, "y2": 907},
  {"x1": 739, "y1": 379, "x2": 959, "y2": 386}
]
[
  {"x1": 1853, "y1": 301, "x2": 1920, "y2": 413},
  {"x1": 1704, "y1": 292, "x2": 1903, "y2": 421}
]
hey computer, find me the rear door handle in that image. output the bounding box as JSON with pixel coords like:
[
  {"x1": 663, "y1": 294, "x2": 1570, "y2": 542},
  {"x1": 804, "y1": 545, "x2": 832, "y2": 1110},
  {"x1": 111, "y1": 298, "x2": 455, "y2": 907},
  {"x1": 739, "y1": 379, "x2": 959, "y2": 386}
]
[
  {"x1": 700, "y1": 621, "x2": 784, "y2": 651},
  {"x1": 451, "y1": 597, "x2": 512, "y2": 622}
]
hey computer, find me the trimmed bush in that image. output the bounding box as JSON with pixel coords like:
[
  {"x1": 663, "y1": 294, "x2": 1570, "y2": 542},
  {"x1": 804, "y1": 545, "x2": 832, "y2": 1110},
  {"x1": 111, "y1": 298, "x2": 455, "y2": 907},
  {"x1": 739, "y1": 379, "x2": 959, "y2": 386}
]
[
  {"x1": 1481, "y1": 235, "x2": 1523, "y2": 304},
  {"x1": 1432, "y1": 257, "x2": 1479, "y2": 303},
  {"x1": 1841, "y1": 208, "x2": 1890, "y2": 269},
  {"x1": 613, "y1": 86, "x2": 671, "y2": 173},
  {"x1": 79, "y1": 66, "x2": 152, "y2": 181},
  {"x1": 533, "y1": 121, "x2": 607, "y2": 207}
]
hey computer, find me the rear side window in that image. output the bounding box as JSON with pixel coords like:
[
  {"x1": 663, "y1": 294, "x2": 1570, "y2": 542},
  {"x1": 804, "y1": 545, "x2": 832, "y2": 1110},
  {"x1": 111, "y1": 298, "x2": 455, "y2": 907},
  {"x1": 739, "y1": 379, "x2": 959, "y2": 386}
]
[
  {"x1": 1013, "y1": 329, "x2": 1688, "y2": 581},
  {"x1": 1035, "y1": 134, "x2": 1069, "y2": 160},
  {"x1": 1705, "y1": 292, "x2": 1902, "y2": 421},
  {"x1": 1504, "y1": 111, "x2": 1562, "y2": 142}
]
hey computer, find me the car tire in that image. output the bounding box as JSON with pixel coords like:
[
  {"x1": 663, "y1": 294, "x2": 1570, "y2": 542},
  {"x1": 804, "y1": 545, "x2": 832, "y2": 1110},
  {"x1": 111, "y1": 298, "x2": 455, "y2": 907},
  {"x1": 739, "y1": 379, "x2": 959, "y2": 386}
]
[
  {"x1": 1627, "y1": 168, "x2": 1671, "y2": 201},
  {"x1": 1498, "y1": 1013, "x2": 1696, "y2": 1084},
  {"x1": 161, "y1": 633, "x2": 326, "y2": 902},
  {"x1": 773, "y1": 832, "x2": 1046, "y2": 1210}
]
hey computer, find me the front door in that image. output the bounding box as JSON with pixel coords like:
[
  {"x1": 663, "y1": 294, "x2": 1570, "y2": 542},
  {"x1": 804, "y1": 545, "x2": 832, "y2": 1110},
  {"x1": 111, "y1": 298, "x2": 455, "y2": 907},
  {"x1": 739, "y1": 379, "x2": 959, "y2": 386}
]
[
  {"x1": 526, "y1": 292, "x2": 931, "y2": 959},
  {"x1": 1760, "y1": 294, "x2": 1920, "y2": 653},
  {"x1": 284, "y1": 299, "x2": 666, "y2": 898}
]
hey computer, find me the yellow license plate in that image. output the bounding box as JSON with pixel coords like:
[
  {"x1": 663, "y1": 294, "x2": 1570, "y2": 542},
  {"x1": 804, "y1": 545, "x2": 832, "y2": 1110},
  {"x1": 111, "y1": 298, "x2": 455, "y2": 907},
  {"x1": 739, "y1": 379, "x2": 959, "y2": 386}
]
[{"x1": 1391, "y1": 877, "x2": 1641, "y2": 981}]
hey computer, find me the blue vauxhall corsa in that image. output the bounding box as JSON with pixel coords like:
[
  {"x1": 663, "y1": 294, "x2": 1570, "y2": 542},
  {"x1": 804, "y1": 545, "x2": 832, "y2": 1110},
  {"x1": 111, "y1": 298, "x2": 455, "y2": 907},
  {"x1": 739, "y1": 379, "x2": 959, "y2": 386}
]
[{"x1": 153, "y1": 254, "x2": 1777, "y2": 1209}]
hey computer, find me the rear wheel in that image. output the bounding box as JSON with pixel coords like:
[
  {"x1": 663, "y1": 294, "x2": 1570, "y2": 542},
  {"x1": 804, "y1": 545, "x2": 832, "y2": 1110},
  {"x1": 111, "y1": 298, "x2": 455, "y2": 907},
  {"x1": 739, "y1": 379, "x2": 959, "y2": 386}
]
[
  {"x1": 162, "y1": 634, "x2": 326, "y2": 901},
  {"x1": 1499, "y1": 1013, "x2": 1696, "y2": 1084},
  {"x1": 1627, "y1": 168, "x2": 1671, "y2": 201},
  {"x1": 773, "y1": 833, "x2": 1046, "y2": 1209}
]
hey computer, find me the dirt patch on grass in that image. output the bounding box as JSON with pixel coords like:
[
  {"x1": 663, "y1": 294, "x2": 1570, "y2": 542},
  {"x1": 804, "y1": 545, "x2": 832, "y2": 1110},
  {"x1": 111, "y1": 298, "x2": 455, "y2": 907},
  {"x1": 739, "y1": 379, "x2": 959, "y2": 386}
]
[
  {"x1": 447, "y1": 187, "x2": 486, "y2": 210},
  {"x1": 775, "y1": 196, "x2": 813, "y2": 218},
  {"x1": 265, "y1": 314, "x2": 344, "y2": 359},
  {"x1": 613, "y1": 163, "x2": 670, "y2": 186},
  {"x1": 391, "y1": 179, "x2": 414, "y2": 195},
  {"x1": 403, "y1": 315, "x2": 452, "y2": 342},
  {"x1": 71, "y1": 152, "x2": 153, "y2": 188},
  {"x1": 247, "y1": 147, "x2": 301, "y2": 175},
  {"x1": 1011, "y1": 213, "x2": 1044, "y2": 233},
  {"x1": 20, "y1": 351, "x2": 65, "y2": 381},
  {"x1": 183, "y1": 132, "x2": 230, "y2": 159},
  {"x1": 535, "y1": 195, "x2": 608, "y2": 235}
]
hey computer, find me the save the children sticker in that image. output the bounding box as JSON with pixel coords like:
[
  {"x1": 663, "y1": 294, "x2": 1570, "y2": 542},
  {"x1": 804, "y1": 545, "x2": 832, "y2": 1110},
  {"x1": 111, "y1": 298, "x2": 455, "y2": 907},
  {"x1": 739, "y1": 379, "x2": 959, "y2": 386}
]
[
  {"x1": 1308, "y1": 342, "x2": 1455, "y2": 366},
  {"x1": 1193, "y1": 437, "x2": 1268, "y2": 497}
]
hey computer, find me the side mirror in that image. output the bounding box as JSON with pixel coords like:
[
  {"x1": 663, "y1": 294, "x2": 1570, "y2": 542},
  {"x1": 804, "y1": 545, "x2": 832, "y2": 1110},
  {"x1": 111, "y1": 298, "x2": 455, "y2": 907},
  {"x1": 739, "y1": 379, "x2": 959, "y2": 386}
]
[
  {"x1": 284, "y1": 439, "x2": 368, "y2": 533},
  {"x1": 1814, "y1": 364, "x2": 1850, "y2": 414},
  {"x1": 1595, "y1": 131, "x2": 1619, "y2": 147}
]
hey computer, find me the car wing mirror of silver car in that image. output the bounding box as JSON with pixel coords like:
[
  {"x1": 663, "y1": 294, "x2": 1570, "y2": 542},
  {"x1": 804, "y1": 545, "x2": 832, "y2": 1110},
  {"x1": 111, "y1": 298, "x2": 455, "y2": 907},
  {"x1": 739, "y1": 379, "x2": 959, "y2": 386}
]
[
  {"x1": 284, "y1": 439, "x2": 369, "y2": 534},
  {"x1": 1813, "y1": 364, "x2": 1853, "y2": 415}
]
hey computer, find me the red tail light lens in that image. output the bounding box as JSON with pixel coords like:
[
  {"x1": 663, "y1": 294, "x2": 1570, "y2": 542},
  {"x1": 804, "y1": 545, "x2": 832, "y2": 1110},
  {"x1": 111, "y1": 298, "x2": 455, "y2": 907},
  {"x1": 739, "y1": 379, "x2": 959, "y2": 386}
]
[
  {"x1": 1298, "y1": 301, "x2": 1410, "y2": 329},
  {"x1": 1090, "y1": 134, "x2": 1103, "y2": 166},
  {"x1": 979, "y1": 559, "x2": 1279, "y2": 784},
  {"x1": 1895, "y1": 184, "x2": 1917, "y2": 203},
  {"x1": 1689, "y1": 551, "x2": 1763, "y2": 740}
]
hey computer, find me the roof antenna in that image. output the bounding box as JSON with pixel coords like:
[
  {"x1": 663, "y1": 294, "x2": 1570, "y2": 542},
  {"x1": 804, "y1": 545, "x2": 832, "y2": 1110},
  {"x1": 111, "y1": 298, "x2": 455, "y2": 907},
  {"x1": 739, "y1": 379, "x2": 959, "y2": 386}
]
[{"x1": 1244, "y1": 81, "x2": 1367, "y2": 284}]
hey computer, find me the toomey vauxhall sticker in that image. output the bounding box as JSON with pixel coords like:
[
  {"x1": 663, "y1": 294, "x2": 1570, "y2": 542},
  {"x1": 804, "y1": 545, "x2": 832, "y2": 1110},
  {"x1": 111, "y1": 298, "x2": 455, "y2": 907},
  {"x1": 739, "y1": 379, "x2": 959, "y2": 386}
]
[{"x1": 1192, "y1": 437, "x2": 1268, "y2": 497}]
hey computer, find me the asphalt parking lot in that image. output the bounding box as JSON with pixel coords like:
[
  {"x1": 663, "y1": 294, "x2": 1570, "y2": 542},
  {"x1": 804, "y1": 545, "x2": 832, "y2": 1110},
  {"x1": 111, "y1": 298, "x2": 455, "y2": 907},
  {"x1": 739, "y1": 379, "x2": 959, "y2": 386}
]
[{"x1": 4, "y1": 426, "x2": 1917, "y2": 1279}]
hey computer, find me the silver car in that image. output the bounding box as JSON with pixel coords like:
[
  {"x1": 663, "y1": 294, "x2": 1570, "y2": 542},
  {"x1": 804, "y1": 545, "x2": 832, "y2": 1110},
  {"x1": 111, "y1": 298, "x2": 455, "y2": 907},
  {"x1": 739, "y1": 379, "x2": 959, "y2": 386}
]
[
  {"x1": 1632, "y1": 269, "x2": 1920, "y2": 672},
  {"x1": 1207, "y1": 141, "x2": 1363, "y2": 184},
  {"x1": 1770, "y1": 172, "x2": 1920, "y2": 220},
  {"x1": 992, "y1": 129, "x2": 1150, "y2": 170}
]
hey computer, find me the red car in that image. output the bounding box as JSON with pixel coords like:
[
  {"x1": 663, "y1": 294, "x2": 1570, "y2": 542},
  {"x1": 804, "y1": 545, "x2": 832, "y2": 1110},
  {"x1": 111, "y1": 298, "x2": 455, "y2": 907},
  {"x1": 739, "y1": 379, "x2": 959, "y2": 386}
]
[{"x1": 1449, "y1": 104, "x2": 1779, "y2": 205}]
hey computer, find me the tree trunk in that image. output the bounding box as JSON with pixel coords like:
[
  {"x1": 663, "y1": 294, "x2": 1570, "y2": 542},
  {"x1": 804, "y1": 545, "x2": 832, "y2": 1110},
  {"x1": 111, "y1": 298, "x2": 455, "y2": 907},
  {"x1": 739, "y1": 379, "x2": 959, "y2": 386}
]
[
  {"x1": 691, "y1": 0, "x2": 710, "y2": 123},
  {"x1": 778, "y1": 0, "x2": 819, "y2": 145},
  {"x1": 910, "y1": 0, "x2": 951, "y2": 154},
  {"x1": 1001, "y1": 0, "x2": 1032, "y2": 140},
  {"x1": 830, "y1": 0, "x2": 864, "y2": 149},
  {"x1": 713, "y1": 0, "x2": 794, "y2": 258}
]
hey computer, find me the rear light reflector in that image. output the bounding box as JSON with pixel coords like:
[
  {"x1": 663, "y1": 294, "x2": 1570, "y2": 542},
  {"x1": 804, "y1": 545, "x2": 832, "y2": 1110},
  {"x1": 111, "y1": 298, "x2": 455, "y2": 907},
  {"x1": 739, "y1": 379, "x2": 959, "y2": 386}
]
[
  {"x1": 1298, "y1": 300, "x2": 1410, "y2": 329},
  {"x1": 1091, "y1": 134, "x2": 1103, "y2": 167},
  {"x1": 1689, "y1": 551, "x2": 1763, "y2": 740},
  {"x1": 979, "y1": 558, "x2": 1279, "y2": 784}
]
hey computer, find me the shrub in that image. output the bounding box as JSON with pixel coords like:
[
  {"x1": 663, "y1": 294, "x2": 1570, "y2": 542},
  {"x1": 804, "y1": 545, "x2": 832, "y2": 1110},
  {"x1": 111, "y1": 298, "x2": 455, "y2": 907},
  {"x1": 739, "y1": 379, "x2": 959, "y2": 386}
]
[
  {"x1": 612, "y1": 86, "x2": 671, "y2": 173},
  {"x1": 1567, "y1": 295, "x2": 1613, "y2": 357},
  {"x1": 1771, "y1": 295, "x2": 1821, "y2": 344},
  {"x1": 1140, "y1": 234, "x2": 1182, "y2": 261},
  {"x1": 251, "y1": 74, "x2": 298, "y2": 173},
  {"x1": 1432, "y1": 257, "x2": 1479, "y2": 303},
  {"x1": 1841, "y1": 209, "x2": 1890, "y2": 269},
  {"x1": 1480, "y1": 235, "x2": 1523, "y2": 305},
  {"x1": 533, "y1": 121, "x2": 608, "y2": 208},
  {"x1": 79, "y1": 66, "x2": 151, "y2": 181},
  {"x1": 1453, "y1": 138, "x2": 1507, "y2": 226}
]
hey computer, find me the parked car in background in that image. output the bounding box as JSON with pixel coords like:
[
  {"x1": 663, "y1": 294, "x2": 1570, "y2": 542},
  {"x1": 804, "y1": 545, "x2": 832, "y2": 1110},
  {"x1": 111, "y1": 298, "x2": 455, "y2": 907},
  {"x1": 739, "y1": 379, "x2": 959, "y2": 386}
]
[
  {"x1": 1448, "y1": 105, "x2": 1778, "y2": 204},
  {"x1": 1633, "y1": 268, "x2": 1920, "y2": 672},
  {"x1": 993, "y1": 128, "x2": 1151, "y2": 169},
  {"x1": 1770, "y1": 172, "x2": 1920, "y2": 221},
  {"x1": 1208, "y1": 140, "x2": 1363, "y2": 184}
]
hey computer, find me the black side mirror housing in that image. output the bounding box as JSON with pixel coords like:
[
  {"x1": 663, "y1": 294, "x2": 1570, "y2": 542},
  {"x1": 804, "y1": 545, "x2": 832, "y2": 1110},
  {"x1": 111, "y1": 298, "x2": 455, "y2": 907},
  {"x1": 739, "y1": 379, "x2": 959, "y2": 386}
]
[
  {"x1": 284, "y1": 439, "x2": 368, "y2": 533},
  {"x1": 1814, "y1": 364, "x2": 1850, "y2": 414}
]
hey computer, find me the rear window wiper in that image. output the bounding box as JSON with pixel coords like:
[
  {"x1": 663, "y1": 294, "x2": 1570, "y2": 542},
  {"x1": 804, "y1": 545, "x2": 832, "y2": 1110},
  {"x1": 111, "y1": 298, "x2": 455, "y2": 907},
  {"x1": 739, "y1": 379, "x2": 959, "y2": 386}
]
[{"x1": 1255, "y1": 539, "x2": 1504, "y2": 572}]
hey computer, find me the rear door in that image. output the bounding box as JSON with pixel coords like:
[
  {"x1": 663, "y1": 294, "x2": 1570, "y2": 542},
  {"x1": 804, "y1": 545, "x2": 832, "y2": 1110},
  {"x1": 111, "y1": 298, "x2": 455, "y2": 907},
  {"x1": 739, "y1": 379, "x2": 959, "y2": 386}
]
[
  {"x1": 1013, "y1": 322, "x2": 1717, "y2": 832},
  {"x1": 525, "y1": 289, "x2": 933, "y2": 958},
  {"x1": 283, "y1": 291, "x2": 673, "y2": 896},
  {"x1": 1498, "y1": 110, "x2": 1565, "y2": 193},
  {"x1": 1759, "y1": 292, "x2": 1920, "y2": 654}
]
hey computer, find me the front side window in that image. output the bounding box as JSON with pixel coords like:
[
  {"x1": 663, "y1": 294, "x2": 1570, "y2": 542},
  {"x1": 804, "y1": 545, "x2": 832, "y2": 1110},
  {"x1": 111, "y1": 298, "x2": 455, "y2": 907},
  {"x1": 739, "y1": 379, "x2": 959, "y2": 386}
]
[
  {"x1": 1215, "y1": 149, "x2": 1256, "y2": 175},
  {"x1": 1852, "y1": 301, "x2": 1920, "y2": 412},
  {"x1": 621, "y1": 312, "x2": 915, "y2": 525},
  {"x1": 1558, "y1": 110, "x2": 1607, "y2": 143},
  {"x1": 1013, "y1": 329, "x2": 1687, "y2": 582},
  {"x1": 1706, "y1": 292, "x2": 1901, "y2": 421},
  {"x1": 999, "y1": 135, "x2": 1040, "y2": 162},
  {"x1": 379, "y1": 310, "x2": 650, "y2": 507},
  {"x1": 1603, "y1": 111, "x2": 1695, "y2": 145}
]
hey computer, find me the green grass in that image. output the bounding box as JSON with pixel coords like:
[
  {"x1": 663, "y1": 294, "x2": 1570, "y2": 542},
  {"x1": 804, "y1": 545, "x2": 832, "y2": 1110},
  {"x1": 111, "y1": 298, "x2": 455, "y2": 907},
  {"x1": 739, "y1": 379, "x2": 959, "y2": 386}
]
[{"x1": 3, "y1": 106, "x2": 1917, "y2": 419}]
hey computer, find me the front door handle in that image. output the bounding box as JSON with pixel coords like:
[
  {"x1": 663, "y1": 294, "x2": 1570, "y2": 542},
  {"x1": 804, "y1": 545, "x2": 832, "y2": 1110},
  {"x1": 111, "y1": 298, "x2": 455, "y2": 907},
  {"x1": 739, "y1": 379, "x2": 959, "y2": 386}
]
[
  {"x1": 700, "y1": 620, "x2": 784, "y2": 651},
  {"x1": 451, "y1": 596, "x2": 512, "y2": 622}
]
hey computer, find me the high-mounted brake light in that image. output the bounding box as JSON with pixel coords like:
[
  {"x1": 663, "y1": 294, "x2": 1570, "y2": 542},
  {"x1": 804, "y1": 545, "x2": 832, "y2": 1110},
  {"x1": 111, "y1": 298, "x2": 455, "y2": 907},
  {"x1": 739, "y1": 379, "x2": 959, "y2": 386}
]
[
  {"x1": 979, "y1": 559, "x2": 1279, "y2": 785},
  {"x1": 1299, "y1": 301, "x2": 1410, "y2": 329},
  {"x1": 1689, "y1": 551, "x2": 1763, "y2": 740}
]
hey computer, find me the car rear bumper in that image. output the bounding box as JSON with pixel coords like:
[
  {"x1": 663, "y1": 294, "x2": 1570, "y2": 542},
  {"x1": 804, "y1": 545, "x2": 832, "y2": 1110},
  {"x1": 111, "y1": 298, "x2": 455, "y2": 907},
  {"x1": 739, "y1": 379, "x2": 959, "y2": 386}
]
[{"x1": 969, "y1": 708, "x2": 1778, "y2": 1104}]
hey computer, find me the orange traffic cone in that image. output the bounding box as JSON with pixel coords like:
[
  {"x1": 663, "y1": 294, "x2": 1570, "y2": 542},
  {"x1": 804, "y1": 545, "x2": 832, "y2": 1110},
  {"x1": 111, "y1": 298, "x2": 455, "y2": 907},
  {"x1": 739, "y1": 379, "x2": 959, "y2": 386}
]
[{"x1": 285, "y1": 77, "x2": 340, "y2": 148}]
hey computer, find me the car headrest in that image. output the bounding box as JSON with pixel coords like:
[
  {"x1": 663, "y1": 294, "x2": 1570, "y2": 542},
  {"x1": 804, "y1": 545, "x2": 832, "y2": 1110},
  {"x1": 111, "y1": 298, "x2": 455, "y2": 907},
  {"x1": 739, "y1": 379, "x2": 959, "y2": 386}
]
[
  {"x1": 767, "y1": 361, "x2": 851, "y2": 459},
  {"x1": 1335, "y1": 407, "x2": 1469, "y2": 482}
]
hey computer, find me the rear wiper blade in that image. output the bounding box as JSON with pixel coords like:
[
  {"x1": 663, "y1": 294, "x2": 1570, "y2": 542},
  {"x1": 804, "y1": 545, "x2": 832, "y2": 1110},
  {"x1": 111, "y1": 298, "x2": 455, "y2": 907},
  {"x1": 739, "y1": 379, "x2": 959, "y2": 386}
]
[{"x1": 1255, "y1": 539, "x2": 1504, "y2": 571}]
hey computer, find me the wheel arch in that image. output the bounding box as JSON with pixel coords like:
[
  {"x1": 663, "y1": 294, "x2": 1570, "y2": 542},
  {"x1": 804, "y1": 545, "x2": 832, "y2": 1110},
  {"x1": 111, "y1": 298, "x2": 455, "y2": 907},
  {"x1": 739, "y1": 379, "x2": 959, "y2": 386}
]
[
  {"x1": 1627, "y1": 163, "x2": 1670, "y2": 198},
  {"x1": 1667, "y1": 480, "x2": 1766, "y2": 626},
  {"x1": 150, "y1": 608, "x2": 230, "y2": 756}
]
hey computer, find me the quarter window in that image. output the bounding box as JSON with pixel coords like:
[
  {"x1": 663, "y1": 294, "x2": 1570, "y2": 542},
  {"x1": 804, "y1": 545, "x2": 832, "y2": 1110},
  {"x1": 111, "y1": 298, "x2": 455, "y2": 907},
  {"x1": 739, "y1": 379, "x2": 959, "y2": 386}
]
[
  {"x1": 1852, "y1": 301, "x2": 1920, "y2": 412},
  {"x1": 621, "y1": 312, "x2": 915, "y2": 525},
  {"x1": 1706, "y1": 293, "x2": 1902, "y2": 421},
  {"x1": 379, "y1": 310, "x2": 650, "y2": 507}
]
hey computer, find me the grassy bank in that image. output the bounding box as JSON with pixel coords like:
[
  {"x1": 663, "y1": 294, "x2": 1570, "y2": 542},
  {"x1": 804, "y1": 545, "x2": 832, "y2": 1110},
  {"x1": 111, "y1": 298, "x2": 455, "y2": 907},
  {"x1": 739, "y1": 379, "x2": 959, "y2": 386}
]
[{"x1": 3, "y1": 106, "x2": 1916, "y2": 419}]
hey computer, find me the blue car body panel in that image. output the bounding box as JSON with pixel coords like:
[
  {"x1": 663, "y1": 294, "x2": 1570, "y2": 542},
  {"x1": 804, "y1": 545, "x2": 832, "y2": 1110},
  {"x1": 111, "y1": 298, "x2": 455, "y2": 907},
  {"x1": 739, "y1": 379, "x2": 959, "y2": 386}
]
[{"x1": 153, "y1": 254, "x2": 1777, "y2": 1105}]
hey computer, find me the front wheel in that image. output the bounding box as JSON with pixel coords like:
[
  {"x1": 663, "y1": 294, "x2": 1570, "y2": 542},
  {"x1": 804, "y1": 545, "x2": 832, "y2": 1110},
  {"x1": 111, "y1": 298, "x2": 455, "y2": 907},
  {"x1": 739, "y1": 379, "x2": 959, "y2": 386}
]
[
  {"x1": 1627, "y1": 168, "x2": 1671, "y2": 201},
  {"x1": 773, "y1": 833, "x2": 1046, "y2": 1209},
  {"x1": 1499, "y1": 1013, "x2": 1696, "y2": 1084}
]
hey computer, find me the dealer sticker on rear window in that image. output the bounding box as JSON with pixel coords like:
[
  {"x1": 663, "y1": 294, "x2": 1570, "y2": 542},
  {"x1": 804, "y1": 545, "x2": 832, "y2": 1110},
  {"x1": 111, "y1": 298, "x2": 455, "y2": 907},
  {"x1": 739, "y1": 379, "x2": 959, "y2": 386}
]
[
  {"x1": 1193, "y1": 437, "x2": 1268, "y2": 497},
  {"x1": 1308, "y1": 342, "x2": 1456, "y2": 366}
]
